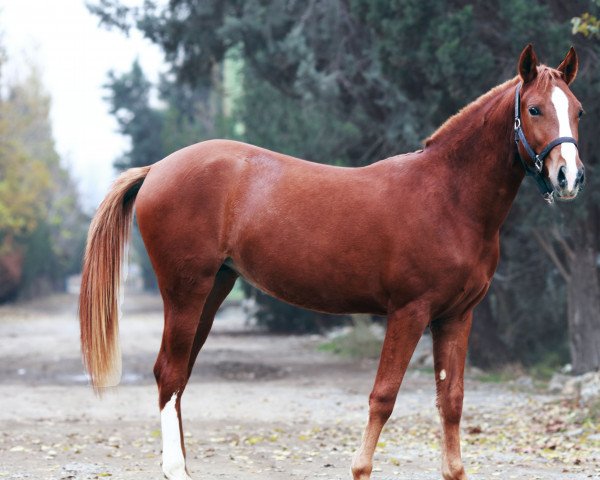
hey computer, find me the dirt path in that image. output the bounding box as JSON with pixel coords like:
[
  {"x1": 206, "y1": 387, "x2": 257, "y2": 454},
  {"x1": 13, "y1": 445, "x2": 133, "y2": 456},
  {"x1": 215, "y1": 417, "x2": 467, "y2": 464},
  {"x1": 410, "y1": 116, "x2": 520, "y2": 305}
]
[{"x1": 0, "y1": 293, "x2": 598, "y2": 479}]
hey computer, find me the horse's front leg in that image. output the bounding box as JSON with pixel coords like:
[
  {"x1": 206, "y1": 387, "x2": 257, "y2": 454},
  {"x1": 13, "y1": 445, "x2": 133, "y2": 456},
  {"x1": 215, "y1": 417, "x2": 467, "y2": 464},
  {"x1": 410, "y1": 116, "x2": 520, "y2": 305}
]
[
  {"x1": 431, "y1": 312, "x2": 472, "y2": 480},
  {"x1": 351, "y1": 301, "x2": 430, "y2": 480}
]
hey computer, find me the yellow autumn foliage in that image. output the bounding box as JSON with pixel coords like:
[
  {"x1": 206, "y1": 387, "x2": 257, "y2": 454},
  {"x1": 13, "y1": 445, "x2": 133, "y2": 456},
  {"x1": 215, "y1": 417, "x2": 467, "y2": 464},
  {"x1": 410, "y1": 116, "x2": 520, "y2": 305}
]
[
  {"x1": 0, "y1": 138, "x2": 50, "y2": 237},
  {"x1": 0, "y1": 69, "x2": 55, "y2": 241}
]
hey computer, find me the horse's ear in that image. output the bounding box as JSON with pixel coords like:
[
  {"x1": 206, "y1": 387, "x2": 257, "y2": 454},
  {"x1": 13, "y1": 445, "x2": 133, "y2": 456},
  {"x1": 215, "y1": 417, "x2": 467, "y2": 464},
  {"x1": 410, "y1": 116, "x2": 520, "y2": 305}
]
[
  {"x1": 518, "y1": 44, "x2": 539, "y2": 84},
  {"x1": 557, "y1": 46, "x2": 578, "y2": 85}
]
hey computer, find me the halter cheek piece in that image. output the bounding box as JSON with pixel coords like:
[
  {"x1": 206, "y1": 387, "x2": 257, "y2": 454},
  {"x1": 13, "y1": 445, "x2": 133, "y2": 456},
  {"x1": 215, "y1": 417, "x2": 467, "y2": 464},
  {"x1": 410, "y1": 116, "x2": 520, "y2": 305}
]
[{"x1": 514, "y1": 83, "x2": 578, "y2": 204}]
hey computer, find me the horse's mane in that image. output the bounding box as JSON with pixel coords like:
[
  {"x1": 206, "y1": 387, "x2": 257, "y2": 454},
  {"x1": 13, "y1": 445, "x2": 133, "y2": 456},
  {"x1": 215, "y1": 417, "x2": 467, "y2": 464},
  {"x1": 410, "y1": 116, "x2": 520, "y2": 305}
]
[{"x1": 424, "y1": 66, "x2": 562, "y2": 148}]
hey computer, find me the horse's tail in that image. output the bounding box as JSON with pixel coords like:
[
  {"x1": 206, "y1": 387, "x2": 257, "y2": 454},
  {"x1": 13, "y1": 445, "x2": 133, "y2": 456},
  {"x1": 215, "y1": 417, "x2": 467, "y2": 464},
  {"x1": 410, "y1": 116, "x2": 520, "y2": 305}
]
[{"x1": 79, "y1": 165, "x2": 151, "y2": 391}]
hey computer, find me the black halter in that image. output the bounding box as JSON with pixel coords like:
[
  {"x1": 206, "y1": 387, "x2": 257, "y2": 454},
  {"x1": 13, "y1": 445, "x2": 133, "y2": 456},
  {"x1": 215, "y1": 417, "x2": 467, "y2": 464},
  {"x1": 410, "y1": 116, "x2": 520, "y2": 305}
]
[{"x1": 514, "y1": 83, "x2": 578, "y2": 204}]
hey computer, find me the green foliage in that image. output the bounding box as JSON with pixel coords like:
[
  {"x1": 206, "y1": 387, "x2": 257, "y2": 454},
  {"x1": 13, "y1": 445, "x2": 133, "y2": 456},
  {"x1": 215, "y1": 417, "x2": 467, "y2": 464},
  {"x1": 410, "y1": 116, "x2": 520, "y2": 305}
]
[
  {"x1": 572, "y1": 13, "x2": 600, "y2": 38},
  {"x1": 474, "y1": 368, "x2": 520, "y2": 384},
  {"x1": 105, "y1": 61, "x2": 166, "y2": 169},
  {"x1": 0, "y1": 141, "x2": 49, "y2": 237},
  {"x1": 238, "y1": 70, "x2": 362, "y2": 165},
  {"x1": 318, "y1": 315, "x2": 383, "y2": 358},
  {"x1": 529, "y1": 351, "x2": 568, "y2": 381},
  {"x1": 572, "y1": 1, "x2": 600, "y2": 39},
  {"x1": 20, "y1": 221, "x2": 61, "y2": 295},
  {"x1": 104, "y1": 60, "x2": 239, "y2": 166}
]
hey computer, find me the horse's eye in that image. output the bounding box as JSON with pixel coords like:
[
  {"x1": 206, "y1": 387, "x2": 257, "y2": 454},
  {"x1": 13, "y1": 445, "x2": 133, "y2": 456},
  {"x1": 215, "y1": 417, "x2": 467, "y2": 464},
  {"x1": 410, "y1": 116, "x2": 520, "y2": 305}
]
[
  {"x1": 578, "y1": 109, "x2": 584, "y2": 119},
  {"x1": 528, "y1": 107, "x2": 541, "y2": 116}
]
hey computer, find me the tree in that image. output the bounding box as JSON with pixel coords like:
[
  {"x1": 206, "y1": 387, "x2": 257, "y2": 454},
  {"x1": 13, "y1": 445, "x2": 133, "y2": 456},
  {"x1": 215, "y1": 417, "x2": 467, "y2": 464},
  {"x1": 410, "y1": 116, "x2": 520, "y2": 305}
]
[
  {"x1": 105, "y1": 60, "x2": 166, "y2": 169},
  {"x1": 0, "y1": 63, "x2": 87, "y2": 300},
  {"x1": 0, "y1": 137, "x2": 50, "y2": 299},
  {"x1": 572, "y1": 0, "x2": 600, "y2": 39}
]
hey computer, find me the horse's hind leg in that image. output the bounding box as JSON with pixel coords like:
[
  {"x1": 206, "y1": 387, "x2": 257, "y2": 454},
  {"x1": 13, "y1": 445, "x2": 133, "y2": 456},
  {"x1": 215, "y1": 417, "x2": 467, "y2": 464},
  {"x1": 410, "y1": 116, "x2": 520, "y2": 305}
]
[
  {"x1": 186, "y1": 265, "x2": 238, "y2": 378},
  {"x1": 154, "y1": 264, "x2": 238, "y2": 480},
  {"x1": 431, "y1": 312, "x2": 472, "y2": 480},
  {"x1": 153, "y1": 267, "x2": 220, "y2": 480}
]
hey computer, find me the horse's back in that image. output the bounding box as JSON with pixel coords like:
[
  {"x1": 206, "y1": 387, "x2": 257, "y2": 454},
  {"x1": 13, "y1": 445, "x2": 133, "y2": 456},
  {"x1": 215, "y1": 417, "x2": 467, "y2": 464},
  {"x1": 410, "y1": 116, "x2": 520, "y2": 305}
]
[
  {"x1": 135, "y1": 139, "x2": 355, "y2": 224},
  {"x1": 136, "y1": 138, "x2": 399, "y2": 231}
]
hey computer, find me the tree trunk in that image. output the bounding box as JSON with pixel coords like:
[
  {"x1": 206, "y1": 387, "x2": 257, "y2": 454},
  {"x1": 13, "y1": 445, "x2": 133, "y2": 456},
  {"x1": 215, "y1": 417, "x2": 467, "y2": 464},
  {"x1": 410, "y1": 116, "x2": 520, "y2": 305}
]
[
  {"x1": 568, "y1": 237, "x2": 600, "y2": 374},
  {"x1": 0, "y1": 236, "x2": 24, "y2": 302}
]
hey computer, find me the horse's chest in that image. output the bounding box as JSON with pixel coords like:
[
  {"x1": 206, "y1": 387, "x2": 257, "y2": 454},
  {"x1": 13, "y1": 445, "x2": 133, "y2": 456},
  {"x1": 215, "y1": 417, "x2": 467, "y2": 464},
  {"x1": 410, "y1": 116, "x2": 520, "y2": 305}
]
[
  {"x1": 450, "y1": 252, "x2": 495, "y2": 285},
  {"x1": 432, "y1": 243, "x2": 498, "y2": 317}
]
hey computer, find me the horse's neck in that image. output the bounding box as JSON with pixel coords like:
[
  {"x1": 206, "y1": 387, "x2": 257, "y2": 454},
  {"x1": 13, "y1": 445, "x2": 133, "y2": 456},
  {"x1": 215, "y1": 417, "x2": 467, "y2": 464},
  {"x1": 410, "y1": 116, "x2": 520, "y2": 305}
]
[{"x1": 428, "y1": 82, "x2": 525, "y2": 236}]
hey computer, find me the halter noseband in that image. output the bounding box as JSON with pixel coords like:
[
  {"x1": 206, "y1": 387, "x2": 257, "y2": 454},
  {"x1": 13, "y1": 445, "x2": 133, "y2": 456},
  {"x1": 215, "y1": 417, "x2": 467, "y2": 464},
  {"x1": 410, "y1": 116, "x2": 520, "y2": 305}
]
[{"x1": 514, "y1": 83, "x2": 578, "y2": 204}]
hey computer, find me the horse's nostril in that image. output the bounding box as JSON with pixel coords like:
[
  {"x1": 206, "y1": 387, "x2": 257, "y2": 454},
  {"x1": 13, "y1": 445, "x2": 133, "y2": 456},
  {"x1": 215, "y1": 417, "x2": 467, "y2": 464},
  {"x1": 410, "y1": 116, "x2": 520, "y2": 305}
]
[
  {"x1": 577, "y1": 168, "x2": 585, "y2": 187},
  {"x1": 558, "y1": 166, "x2": 568, "y2": 189}
]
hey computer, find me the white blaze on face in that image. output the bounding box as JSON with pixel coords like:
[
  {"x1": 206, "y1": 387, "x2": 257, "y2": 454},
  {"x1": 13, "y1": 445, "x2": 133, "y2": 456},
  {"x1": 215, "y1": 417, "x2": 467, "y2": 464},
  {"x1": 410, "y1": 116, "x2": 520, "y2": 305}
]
[
  {"x1": 161, "y1": 393, "x2": 192, "y2": 480},
  {"x1": 551, "y1": 86, "x2": 578, "y2": 191}
]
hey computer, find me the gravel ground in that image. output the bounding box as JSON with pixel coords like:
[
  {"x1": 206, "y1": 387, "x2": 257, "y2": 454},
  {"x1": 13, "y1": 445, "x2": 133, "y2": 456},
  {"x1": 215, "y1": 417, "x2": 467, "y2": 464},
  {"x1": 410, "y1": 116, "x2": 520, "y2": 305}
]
[{"x1": 0, "y1": 292, "x2": 598, "y2": 479}]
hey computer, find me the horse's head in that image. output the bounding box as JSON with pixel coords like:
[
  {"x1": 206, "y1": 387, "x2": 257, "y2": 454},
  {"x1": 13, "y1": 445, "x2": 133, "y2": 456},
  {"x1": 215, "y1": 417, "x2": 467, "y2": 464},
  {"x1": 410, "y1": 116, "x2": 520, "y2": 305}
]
[{"x1": 516, "y1": 44, "x2": 585, "y2": 202}]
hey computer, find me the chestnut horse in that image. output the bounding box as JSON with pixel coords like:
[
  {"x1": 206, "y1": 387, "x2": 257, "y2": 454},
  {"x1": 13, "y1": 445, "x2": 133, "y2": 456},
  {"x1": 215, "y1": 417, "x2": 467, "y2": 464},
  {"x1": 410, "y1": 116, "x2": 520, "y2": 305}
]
[{"x1": 80, "y1": 45, "x2": 584, "y2": 480}]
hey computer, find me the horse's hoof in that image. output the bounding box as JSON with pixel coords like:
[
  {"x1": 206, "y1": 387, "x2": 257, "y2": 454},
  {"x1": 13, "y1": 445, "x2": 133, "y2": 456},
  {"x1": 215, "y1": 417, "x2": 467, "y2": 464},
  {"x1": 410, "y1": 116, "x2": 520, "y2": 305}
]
[
  {"x1": 442, "y1": 466, "x2": 467, "y2": 480},
  {"x1": 162, "y1": 465, "x2": 193, "y2": 480},
  {"x1": 351, "y1": 464, "x2": 372, "y2": 480}
]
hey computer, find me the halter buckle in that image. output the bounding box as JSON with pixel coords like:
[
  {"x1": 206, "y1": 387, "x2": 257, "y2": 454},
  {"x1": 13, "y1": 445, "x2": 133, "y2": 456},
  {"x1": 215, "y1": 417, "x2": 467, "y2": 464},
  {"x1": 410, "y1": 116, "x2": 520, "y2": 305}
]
[
  {"x1": 534, "y1": 155, "x2": 543, "y2": 173},
  {"x1": 542, "y1": 192, "x2": 555, "y2": 205},
  {"x1": 514, "y1": 118, "x2": 521, "y2": 131}
]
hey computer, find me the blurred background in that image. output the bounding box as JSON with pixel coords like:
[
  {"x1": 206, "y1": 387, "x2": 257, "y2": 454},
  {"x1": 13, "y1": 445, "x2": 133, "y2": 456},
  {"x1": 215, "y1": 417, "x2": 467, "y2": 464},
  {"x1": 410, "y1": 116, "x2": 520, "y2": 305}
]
[
  {"x1": 2, "y1": 0, "x2": 599, "y2": 374},
  {"x1": 1, "y1": 1, "x2": 600, "y2": 478}
]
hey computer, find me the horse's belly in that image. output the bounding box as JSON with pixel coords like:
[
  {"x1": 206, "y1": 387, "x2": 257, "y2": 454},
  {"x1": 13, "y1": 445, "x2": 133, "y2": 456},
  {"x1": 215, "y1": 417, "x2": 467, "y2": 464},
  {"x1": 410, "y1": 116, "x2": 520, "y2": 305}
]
[
  {"x1": 226, "y1": 172, "x2": 392, "y2": 314},
  {"x1": 224, "y1": 256, "x2": 388, "y2": 315}
]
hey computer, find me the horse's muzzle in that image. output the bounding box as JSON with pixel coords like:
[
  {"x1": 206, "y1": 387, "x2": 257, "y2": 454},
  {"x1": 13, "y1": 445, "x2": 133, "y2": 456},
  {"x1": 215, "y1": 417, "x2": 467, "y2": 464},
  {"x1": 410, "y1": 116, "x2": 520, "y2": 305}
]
[{"x1": 556, "y1": 165, "x2": 585, "y2": 201}]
